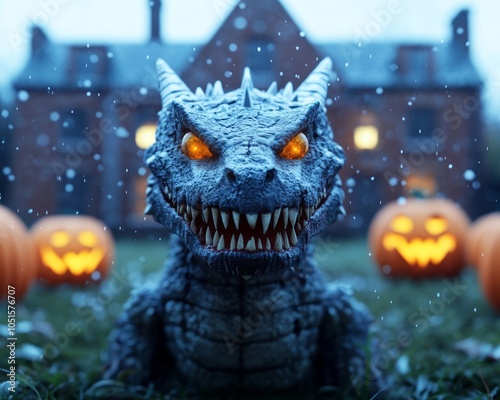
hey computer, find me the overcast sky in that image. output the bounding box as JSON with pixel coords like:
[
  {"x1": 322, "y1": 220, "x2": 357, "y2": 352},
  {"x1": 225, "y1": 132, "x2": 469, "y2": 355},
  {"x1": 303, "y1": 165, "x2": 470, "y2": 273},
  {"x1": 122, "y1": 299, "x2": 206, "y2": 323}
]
[{"x1": 0, "y1": 0, "x2": 499, "y2": 119}]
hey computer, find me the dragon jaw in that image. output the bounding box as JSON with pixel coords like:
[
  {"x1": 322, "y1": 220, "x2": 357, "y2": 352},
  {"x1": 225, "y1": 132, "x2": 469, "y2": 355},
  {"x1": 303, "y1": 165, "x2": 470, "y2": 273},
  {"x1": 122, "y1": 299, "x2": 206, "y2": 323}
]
[{"x1": 144, "y1": 58, "x2": 345, "y2": 277}]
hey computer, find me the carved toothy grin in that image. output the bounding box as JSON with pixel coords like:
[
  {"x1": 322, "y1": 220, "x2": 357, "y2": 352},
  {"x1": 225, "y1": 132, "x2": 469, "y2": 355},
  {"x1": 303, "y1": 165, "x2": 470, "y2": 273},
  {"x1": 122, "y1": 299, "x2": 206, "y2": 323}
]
[{"x1": 160, "y1": 184, "x2": 331, "y2": 252}]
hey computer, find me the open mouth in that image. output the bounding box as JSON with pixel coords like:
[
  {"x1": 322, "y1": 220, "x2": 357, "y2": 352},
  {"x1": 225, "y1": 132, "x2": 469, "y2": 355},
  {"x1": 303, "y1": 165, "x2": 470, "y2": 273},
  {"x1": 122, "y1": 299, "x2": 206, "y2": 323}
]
[{"x1": 160, "y1": 185, "x2": 329, "y2": 252}]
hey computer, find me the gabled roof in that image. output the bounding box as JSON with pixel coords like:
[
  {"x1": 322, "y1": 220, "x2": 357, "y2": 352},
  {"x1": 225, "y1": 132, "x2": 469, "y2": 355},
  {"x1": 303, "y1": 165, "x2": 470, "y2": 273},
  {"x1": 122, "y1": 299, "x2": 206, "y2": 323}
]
[
  {"x1": 14, "y1": 2, "x2": 481, "y2": 92},
  {"x1": 318, "y1": 42, "x2": 481, "y2": 89},
  {"x1": 15, "y1": 31, "x2": 198, "y2": 90},
  {"x1": 181, "y1": 0, "x2": 322, "y2": 90}
]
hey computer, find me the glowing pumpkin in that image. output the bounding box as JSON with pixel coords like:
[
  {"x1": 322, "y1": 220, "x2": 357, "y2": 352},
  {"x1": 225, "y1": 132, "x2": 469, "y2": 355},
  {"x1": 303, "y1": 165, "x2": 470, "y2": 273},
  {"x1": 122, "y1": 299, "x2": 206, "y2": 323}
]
[
  {"x1": 31, "y1": 216, "x2": 115, "y2": 285},
  {"x1": 478, "y1": 227, "x2": 500, "y2": 310},
  {"x1": 0, "y1": 205, "x2": 37, "y2": 299},
  {"x1": 466, "y1": 213, "x2": 500, "y2": 268},
  {"x1": 368, "y1": 198, "x2": 470, "y2": 278}
]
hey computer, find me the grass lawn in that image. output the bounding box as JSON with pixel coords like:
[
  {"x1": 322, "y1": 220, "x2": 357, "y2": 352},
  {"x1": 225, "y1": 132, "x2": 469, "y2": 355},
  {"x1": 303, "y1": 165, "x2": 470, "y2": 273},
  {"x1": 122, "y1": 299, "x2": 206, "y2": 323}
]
[{"x1": 1, "y1": 235, "x2": 499, "y2": 399}]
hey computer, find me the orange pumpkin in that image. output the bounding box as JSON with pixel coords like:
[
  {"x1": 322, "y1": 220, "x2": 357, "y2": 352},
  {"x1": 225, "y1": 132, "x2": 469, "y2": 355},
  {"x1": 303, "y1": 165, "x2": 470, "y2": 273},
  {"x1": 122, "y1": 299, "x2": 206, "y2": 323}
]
[
  {"x1": 31, "y1": 216, "x2": 115, "y2": 285},
  {"x1": 368, "y1": 198, "x2": 470, "y2": 278},
  {"x1": 478, "y1": 228, "x2": 500, "y2": 310},
  {"x1": 0, "y1": 205, "x2": 37, "y2": 299},
  {"x1": 466, "y1": 213, "x2": 500, "y2": 268}
]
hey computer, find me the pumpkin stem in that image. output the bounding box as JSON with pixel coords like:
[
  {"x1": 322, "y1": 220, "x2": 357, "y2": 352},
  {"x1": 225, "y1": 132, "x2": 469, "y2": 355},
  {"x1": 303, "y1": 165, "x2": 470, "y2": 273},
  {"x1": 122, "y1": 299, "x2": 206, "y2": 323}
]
[{"x1": 408, "y1": 188, "x2": 430, "y2": 199}]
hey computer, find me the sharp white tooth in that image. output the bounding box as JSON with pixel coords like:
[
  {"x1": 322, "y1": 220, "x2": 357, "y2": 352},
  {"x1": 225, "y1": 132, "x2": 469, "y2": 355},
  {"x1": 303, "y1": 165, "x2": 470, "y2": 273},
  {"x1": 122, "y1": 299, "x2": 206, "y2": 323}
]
[
  {"x1": 266, "y1": 238, "x2": 272, "y2": 250},
  {"x1": 217, "y1": 234, "x2": 225, "y2": 250},
  {"x1": 290, "y1": 228, "x2": 298, "y2": 245},
  {"x1": 245, "y1": 237, "x2": 256, "y2": 251},
  {"x1": 167, "y1": 192, "x2": 172, "y2": 201},
  {"x1": 198, "y1": 227, "x2": 203, "y2": 237},
  {"x1": 274, "y1": 233, "x2": 283, "y2": 251},
  {"x1": 283, "y1": 232, "x2": 290, "y2": 249},
  {"x1": 273, "y1": 208, "x2": 281, "y2": 229},
  {"x1": 305, "y1": 207, "x2": 311, "y2": 219},
  {"x1": 257, "y1": 238, "x2": 263, "y2": 250},
  {"x1": 202, "y1": 208, "x2": 210, "y2": 223},
  {"x1": 237, "y1": 234, "x2": 245, "y2": 250},
  {"x1": 213, "y1": 230, "x2": 220, "y2": 246},
  {"x1": 246, "y1": 213, "x2": 258, "y2": 229},
  {"x1": 221, "y1": 210, "x2": 230, "y2": 229},
  {"x1": 186, "y1": 205, "x2": 191, "y2": 216},
  {"x1": 282, "y1": 207, "x2": 289, "y2": 229},
  {"x1": 211, "y1": 208, "x2": 219, "y2": 228},
  {"x1": 184, "y1": 212, "x2": 189, "y2": 222},
  {"x1": 324, "y1": 188, "x2": 327, "y2": 198},
  {"x1": 261, "y1": 213, "x2": 271, "y2": 234},
  {"x1": 242, "y1": 275, "x2": 252, "y2": 280},
  {"x1": 190, "y1": 220, "x2": 197, "y2": 233},
  {"x1": 296, "y1": 222, "x2": 302, "y2": 232},
  {"x1": 230, "y1": 235, "x2": 237, "y2": 250},
  {"x1": 192, "y1": 208, "x2": 199, "y2": 220},
  {"x1": 179, "y1": 203, "x2": 186, "y2": 215},
  {"x1": 205, "y1": 227, "x2": 213, "y2": 245},
  {"x1": 288, "y1": 209, "x2": 298, "y2": 227},
  {"x1": 232, "y1": 211, "x2": 240, "y2": 230}
]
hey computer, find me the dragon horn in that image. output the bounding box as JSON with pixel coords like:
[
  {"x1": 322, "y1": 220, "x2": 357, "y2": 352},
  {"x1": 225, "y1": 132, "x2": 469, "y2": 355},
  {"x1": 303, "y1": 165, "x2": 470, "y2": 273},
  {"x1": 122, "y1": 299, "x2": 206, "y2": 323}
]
[
  {"x1": 240, "y1": 67, "x2": 253, "y2": 108},
  {"x1": 293, "y1": 57, "x2": 333, "y2": 105},
  {"x1": 156, "y1": 59, "x2": 194, "y2": 109}
]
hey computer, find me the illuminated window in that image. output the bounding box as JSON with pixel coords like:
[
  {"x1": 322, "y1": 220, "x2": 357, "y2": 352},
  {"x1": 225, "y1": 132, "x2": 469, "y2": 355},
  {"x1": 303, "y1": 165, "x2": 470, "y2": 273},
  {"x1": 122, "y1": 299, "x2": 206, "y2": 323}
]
[
  {"x1": 135, "y1": 123, "x2": 156, "y2": 149},
  {"x1": 354, "y1": 125, "x2": 379, "y2": 150}
]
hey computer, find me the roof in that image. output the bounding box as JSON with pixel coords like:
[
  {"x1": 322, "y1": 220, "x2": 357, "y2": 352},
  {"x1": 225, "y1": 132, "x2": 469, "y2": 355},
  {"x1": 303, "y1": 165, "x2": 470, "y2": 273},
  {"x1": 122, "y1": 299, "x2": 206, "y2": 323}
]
[
  {"x1": 318, "y1": 42, "x2": 481, "y2": 89},
  {"x1": 14, "y1": 38, "x2": 199, "y2": 90},
  {"x1": 15, "y1": 4, "x2": 481, "y2": 92}
]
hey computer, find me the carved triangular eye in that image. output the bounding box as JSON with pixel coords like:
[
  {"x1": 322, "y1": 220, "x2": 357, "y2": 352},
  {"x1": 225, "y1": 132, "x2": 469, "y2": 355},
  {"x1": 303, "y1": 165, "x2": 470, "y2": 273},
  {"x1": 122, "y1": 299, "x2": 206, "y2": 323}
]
[
  {"x1": 279, "y1": 133, "x2": 309, "y2": 160},
  {"x1": 181, "y1": 132, "x2": 213, "y2": 160}
]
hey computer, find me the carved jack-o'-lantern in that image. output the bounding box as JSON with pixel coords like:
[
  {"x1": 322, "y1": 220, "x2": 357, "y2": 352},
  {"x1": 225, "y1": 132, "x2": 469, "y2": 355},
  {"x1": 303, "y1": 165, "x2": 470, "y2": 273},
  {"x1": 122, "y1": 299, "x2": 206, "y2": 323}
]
[
  {"x1": 368, "y1": 199, "x2": 470, "y2": 278},
  {"x1": 31, "y1": 216, "x2": 115, "y2": 285},
  {"x1": 466, "y1": 213, "x2": 500, "y2": 268},
  {"x1": 0, "y1": 205, "x2": 37, "y2": 299},
  {"x1": 478, "y1": 225, "x2": 500, "y2": 310}
]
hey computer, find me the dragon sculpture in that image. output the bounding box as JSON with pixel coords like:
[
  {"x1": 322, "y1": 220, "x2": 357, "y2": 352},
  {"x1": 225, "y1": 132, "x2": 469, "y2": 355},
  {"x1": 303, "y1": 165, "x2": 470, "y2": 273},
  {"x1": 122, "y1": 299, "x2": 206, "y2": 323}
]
[{"x1": 105, "y1": 58, "x2": 381, "y2": 396}]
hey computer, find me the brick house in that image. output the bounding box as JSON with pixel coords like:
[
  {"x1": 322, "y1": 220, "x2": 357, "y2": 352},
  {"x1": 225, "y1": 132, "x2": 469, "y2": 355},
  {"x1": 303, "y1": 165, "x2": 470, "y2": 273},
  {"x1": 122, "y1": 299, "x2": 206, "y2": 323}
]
[{"x1": 8, "y1": 0, "x2": 482, "y2": 233}]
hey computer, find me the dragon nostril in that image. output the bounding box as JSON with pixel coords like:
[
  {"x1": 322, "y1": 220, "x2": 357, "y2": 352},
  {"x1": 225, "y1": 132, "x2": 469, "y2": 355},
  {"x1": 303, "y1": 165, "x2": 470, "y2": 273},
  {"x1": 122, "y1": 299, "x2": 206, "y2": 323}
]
[
  {"x1": 265, "y1": 168, "x2": 276, "y2": 182},
  {"x1": 225, "y1": 168, "x2": 236, "y2": 183}
]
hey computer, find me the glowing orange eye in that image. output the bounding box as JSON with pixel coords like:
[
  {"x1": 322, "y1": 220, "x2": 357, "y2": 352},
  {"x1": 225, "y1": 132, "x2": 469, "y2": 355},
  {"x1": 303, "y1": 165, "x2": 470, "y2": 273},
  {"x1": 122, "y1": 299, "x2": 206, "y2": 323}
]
[
  {"x1": 425, "y1": 217, "x2": 448, "y2": 235},
  {"x1": 50, "y1": 231, "x2": 71, "y2": 248},
  {"x1": 391, "y1": 215, "x2": 414, "y2": 234},
  {"x1": 181, "y1": 132, "x2": 213, "y2": 160},
  {"x1": 279, "y1": 133, "x2": 309, "y2": 160}
]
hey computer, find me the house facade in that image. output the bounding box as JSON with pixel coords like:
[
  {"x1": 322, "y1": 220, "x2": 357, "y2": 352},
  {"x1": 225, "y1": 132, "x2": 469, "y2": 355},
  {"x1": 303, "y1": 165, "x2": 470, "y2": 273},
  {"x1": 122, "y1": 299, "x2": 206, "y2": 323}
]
[{"x1": 8, "y1": 1, "x2": 482, "y2": 233}]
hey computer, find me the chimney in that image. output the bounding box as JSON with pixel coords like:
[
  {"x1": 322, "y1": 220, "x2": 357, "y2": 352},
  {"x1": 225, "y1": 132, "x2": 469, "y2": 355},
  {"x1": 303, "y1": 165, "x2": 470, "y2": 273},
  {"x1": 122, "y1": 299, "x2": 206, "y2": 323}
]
[
  {"x1": 451, "y1": 9, "x2": 469, "y2": 58},
  {"x1": 31, "y1": 26, "x2": 49, "y2": 57},
  {"x1": 150, "y1": 0, "x2": 161, "y2": 42}
]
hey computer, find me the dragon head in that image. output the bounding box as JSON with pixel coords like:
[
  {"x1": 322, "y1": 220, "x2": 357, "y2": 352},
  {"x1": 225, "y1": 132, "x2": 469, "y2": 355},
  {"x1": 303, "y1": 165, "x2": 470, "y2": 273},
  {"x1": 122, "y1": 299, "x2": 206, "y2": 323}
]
[{"x1": 145, "y1": 58, "x2": 345, "y2": 277}]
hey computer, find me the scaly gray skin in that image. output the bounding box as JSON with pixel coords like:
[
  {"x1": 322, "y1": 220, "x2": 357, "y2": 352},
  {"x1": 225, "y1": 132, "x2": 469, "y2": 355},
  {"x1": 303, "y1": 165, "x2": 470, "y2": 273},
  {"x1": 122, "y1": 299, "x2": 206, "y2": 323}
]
[{"x1": 105, "y1": 58, "x2": 382, "y2": 396}]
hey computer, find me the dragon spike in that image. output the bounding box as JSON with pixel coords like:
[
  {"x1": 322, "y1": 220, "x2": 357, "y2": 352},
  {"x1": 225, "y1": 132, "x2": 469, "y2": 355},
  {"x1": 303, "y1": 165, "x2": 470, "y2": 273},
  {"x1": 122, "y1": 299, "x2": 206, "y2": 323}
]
[
  {"x1": 242, "y1": 86, "x2": 252, "y2": 108},
  {"x1": 205, "y1": 82, "x2": 213, "y2": 97},
  {"x1": 266, "y1": 81, "x2": 278, "y2": 95},
  {"x1": 293, "y1": 57, "x2": 333, "y2": 105},
  {"x1": 282, "y1": 82, "x2": 294, "y2": 99},
  {"x1": 240, "y1": 67, "x2": 254, "y2": 91},
  {"x1": 156, "y1": 59, "x2": 194, "y2": 109},
  {"x1": 212, "y1": 80, "x2": 224, "y2": 97},
  {"x1": 195, "y1": 87, "x2": 205, "y2": 99},
  {"x1": 240, "y1": 67, "x2": 254, "y2": 107}
]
